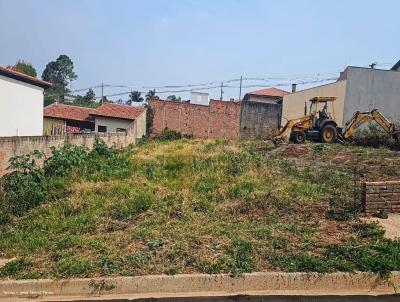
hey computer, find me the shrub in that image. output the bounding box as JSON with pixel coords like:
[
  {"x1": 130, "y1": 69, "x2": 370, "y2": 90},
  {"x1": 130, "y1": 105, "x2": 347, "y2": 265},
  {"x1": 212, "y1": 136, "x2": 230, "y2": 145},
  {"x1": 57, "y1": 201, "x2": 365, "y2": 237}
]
[
  {"x1": 1, "y1": 152, "x2": 46, "y2": 217},
  {"x1": 352, "y1": 122, "x2": 400, "y2": 149},
  {"x1": 44, "y1": 143, "x2": 88, "y2": 176},
  {"x1": 0, "y1": 139, "x2": 131, "y2": 222},
  {"x1": 155, "y1": 129, "x2": 192, "y2": 141}
]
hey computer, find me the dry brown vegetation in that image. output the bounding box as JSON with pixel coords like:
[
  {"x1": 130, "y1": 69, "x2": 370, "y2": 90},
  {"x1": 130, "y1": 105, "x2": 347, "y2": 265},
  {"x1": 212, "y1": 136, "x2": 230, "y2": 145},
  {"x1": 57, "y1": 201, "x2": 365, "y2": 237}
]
[{"x1": 1, "y1": 139, "x2": 400, "y2": 279}]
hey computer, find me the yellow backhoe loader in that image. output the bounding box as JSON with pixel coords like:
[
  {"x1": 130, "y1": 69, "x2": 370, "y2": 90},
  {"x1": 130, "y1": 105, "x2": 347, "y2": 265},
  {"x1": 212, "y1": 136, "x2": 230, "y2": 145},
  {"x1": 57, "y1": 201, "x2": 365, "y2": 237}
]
[{"x1": 274, "y1": 96, "x2": 399, "y2": 144}]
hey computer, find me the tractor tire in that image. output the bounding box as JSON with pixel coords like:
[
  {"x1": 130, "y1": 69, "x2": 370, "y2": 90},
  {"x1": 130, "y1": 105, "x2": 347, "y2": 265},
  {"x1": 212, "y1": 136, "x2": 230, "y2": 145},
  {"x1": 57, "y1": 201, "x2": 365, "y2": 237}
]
[
  {"x1": 320, "y1": 125, "x2": 337, "y2": 143},
  {"x1": 291, "y1": 131, "x2": 306, "y2": 144}
]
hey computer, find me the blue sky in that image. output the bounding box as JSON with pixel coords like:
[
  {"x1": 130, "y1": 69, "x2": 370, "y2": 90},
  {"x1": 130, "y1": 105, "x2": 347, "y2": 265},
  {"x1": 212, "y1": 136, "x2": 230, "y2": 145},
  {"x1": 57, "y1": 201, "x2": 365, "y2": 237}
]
[{"x1": 0, "y1": 0, "x2": 399, "y2": 101}]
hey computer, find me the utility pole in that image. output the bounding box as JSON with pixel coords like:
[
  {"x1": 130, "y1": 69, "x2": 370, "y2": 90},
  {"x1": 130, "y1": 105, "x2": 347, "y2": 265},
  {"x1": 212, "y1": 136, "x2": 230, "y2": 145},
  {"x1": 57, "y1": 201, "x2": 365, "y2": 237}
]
[
  {"x1": 220, "y1": 82, "x2": 224, "y2": 101},
  {"x1": 101, "y1": 82, "x2": 104, "y2": 104},
  {"x1": 238, "y1": 76, "x2": 243, "y2": 101}
]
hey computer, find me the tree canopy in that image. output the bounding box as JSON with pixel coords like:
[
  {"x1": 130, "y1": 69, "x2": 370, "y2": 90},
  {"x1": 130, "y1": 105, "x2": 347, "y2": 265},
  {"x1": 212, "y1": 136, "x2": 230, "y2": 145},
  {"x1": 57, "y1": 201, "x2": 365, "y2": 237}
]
[
  {"x1": 145, "y1": 89, "x2": 159, "y2": 101},
  {"x1": 167, "y1": 95, "x2": 182, "y2": 102},
  {"x1": 8, "y1": 60, "x2": 37, "y2": 77},
  {"x1": 126, "y1": 91, "x2": 144, "y2": 105},
  {"x1": 42, "y1": 55, "x2": 77, "y2": 103}
]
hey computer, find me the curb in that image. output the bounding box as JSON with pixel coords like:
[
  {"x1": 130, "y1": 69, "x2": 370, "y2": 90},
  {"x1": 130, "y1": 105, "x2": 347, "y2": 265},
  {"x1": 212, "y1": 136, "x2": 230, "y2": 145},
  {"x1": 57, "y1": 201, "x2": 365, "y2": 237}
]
[{"x1": 0, "y1": 272, "x2": 399, "y2": 301}]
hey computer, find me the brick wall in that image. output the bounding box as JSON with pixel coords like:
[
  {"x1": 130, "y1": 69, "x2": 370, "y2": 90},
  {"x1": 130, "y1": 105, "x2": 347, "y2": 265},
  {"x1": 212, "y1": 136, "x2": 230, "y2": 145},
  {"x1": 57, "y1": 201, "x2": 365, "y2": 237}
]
[
  {"x1": 150, "y1": 99, "x2": 241, "y2": 139},
  {"x1": 362, "y1": 181, "x2": 400, "y2": 215},
  {"x1": 0, "y1": 121, "x2": 140, "y2": 177}
]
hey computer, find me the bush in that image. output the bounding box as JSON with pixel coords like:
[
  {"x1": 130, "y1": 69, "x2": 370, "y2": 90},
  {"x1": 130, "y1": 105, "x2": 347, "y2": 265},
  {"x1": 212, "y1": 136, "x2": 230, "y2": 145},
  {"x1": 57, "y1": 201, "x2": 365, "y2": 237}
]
[
  {"x1": 352, "y1": 123, "x2": 400, "y2": 149},
  {"x1": 156, "y1": 129, "x2": 188, "y2": 141},
  {"x1": 0, "y1": 139, "x2": 131, "y2": 222},
  {"x1": 0, "y1": 152, "x2": 46, "y2": 218},
  {"x1": 44, "y1": 143, "x2": 88, "y2": 176}
]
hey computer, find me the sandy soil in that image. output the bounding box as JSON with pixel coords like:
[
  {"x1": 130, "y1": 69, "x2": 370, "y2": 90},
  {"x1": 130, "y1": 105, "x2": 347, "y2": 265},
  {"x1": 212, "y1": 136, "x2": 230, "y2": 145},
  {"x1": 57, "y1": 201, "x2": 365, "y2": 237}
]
[{"x1": 365, "y1": 214, "x2": 400, "y2": 239}]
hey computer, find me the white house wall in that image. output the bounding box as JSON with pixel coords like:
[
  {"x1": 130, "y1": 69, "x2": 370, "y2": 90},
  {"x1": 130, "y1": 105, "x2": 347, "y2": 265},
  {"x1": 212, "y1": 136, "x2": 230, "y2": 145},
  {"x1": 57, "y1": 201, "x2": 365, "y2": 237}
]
[
  {"x1": 94, "y1": 116, "x2": 133, "y2": 133},
  {"x1": 0, "y1": 75, "x2": 44, "y2": 136}
]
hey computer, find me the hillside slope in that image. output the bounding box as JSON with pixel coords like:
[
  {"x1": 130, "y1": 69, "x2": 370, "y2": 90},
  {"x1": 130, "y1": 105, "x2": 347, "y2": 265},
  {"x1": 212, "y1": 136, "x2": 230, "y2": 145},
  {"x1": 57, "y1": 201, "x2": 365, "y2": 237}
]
[{"x1": 1, "y1": 139, "x2": 400, "y2": 279}]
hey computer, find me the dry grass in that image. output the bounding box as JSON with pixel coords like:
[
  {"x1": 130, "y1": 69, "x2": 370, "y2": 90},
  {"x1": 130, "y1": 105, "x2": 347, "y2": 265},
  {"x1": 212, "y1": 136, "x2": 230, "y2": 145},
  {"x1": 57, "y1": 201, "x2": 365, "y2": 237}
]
[{"x1": 1, "y1": 139, "x2": 400, "y2": 279}]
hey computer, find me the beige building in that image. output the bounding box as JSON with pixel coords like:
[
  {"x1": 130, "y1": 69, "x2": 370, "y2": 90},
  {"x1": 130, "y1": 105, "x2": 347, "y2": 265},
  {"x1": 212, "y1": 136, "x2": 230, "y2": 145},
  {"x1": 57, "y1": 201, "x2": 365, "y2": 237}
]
[
  {"x1": 282, "y1": 80, "x2": 347, "y2": 126},
  {"x1": 283, "y1": 64, "x2": 400, "y2": 127}
]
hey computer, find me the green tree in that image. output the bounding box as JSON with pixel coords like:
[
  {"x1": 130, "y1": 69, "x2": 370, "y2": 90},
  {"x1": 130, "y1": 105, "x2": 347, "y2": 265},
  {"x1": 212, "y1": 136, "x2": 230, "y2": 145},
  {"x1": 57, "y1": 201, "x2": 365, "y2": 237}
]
[
  {"x1": 42, "y1": 55, "x2": 77, "y2": 103},
  {"x1": 126, "y1": 91, "x2": 144, "y2": 105},
  {"x1": 84, "y1": 88, "x2": 96, "y2": 102},
  {"x1": 167, "y1": 95, "x2": 181, "y2": 102},
  {"x1": 145, "y1": 89, "x2": 158, "y2": 102},
  {"x1": 8, "y1": 60, "x2": 37, "y2": 77}
]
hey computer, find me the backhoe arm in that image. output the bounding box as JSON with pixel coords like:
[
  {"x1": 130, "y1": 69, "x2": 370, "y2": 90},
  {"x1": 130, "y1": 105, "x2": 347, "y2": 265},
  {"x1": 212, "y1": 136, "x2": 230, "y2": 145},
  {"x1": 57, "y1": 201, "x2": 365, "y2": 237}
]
[
  {"x1": 342, "y1": 111, "x2": 373, "y2": 139},
  {"x1": 342, "y1": 109, "x2": 399, "y2": 141}
]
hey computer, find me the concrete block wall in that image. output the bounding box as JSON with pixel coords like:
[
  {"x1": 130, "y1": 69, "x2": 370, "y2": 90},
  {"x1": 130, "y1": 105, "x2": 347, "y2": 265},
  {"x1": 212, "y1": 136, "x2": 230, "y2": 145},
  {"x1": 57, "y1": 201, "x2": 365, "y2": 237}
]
[
  {"x1": 150, "y1": 99, "x2": 241, "y2": 139},
  {"x1": 0, "y1": 121, "x2": 139, "y2": 177},
  {"x1": 240, "y1": 101, "x2": 282, "y2": 139},
  {"x1": 362, "y1": 181, "x2": 400, "y2": 215}
]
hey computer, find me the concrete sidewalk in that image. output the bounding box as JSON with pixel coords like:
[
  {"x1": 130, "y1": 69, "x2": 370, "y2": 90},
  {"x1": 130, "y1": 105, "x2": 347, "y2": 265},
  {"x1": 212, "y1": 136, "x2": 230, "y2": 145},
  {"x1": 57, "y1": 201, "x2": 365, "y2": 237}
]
[{"x1": 0, "y1": 272, "x2": 399, "y2": 301}]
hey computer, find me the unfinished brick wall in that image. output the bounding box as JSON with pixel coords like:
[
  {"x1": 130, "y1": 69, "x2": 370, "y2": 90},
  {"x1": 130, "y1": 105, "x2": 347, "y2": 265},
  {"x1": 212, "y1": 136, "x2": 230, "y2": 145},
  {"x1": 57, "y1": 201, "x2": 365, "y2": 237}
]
[
  {"x1": 150, "y1": 99, "x2": 241, "y2": 139},
  {"x1": 362, "y1": 181, "x2": 400, "y2": 215},
  {"x1": 0, "y1": 121, "x2": 140, "y2": 177}
]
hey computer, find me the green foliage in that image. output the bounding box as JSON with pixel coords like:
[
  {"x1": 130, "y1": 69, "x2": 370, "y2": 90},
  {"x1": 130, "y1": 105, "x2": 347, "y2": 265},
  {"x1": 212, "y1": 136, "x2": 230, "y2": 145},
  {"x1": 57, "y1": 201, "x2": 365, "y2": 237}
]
[
  {"x1": 127, "y1": 91, "x2": 143, "y2": 105},
  {"x1": 1, "y1": 152, "x2": 46, "y2": 217},
  {"x1": 53, "y1": 256, "x2": 92, "y2": 278},
  {"x1": 8, "y1": 60, "x2": 37, "y2": 77},
  {"x1": 144, "y1": 103, "x2": 154, "y2": 133},
  {"x1": 352, "y1": 122, "x2": 400, "y2": 149},
  {"x1": 0, "y1": 259, "x2": 28, "y2": 278},
  {"x1": 42, "y1": 54, "x2": 77, "y2": 102},
  {"x1": 44, "y1": 143, "x2": 89, "y2": 176},
  {"x1": 166, "y1": 95, "x2": 182, "y2": 102},
  {"x1": 145, "y1": 89, "x2": 158, "y2": 102},
  {"x1": 156, "y1": 129, "x2": 183, "y2": 141},
  {"x1": 0, "y1": 139, "x2": 130, "y2": 222},
  {"x1": 227, "y1": 239, "x2": 254, "y2": 274},
  {"x1": 109, "y1": 192, "x2": 154, "y2": 220},
  {"x1": 2, "y1": 140, "x2": 400, "y2": 278}
]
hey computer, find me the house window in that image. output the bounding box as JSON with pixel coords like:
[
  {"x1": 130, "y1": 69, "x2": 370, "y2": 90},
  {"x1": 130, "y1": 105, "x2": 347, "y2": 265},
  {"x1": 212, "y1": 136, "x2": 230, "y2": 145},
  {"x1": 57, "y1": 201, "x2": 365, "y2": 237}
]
[
  {"x1": 98, "y1": 125, "x2": 107, "y2": 132},
  {"x1": 116, "y1": 128, "x2": 127, "y2": 133}
]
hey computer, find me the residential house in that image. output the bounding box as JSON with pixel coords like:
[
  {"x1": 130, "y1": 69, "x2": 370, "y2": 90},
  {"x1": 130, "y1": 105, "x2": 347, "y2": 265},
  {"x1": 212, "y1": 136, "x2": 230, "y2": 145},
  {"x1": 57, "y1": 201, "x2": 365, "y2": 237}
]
[
  {"x1": 43, "y1": 102, "x2": 95, "y2": 135},
  {"x1": 90, "y1": 103, "x2": 146, "y2": 136},
  {"x1": 240, "y1": 87, "x2": 289, "y2": 139},
  {"x1": 282, "y1": 65, "x2": 400, "y2": 127},
  {"x1": 243, "y1": 87, "x2": 289, "y2": 104},
  {"x1": 0, "y1": 66, "x2": 51, "y2": 136}
]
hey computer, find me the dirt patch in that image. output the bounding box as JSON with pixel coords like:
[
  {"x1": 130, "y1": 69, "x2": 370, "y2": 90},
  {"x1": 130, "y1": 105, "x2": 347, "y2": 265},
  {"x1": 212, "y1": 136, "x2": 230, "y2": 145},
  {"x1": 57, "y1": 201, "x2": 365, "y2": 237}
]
[
  {"x1": 0, "y1": 258, "x2": 16, "y2": 268},
  {"x1": 280, "y1": 145, "x2": 310, "y2": 157},
  {"x1": 364, "y1": 214, "x2": 400, "y2": 239}
]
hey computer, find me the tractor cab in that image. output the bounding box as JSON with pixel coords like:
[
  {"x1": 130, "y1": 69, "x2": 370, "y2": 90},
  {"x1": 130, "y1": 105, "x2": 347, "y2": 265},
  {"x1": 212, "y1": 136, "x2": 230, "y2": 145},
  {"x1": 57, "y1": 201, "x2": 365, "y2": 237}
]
[
  {"x1": 306, "y1": 97, "x2": 336, "y2": 130},
  {"x1": 274, "y1": 96, "x2": 339, "y2": 144}
]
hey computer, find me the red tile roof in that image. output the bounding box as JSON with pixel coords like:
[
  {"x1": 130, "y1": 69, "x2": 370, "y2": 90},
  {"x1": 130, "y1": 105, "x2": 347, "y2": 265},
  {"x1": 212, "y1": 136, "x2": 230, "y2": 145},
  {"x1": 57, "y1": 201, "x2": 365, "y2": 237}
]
[
  {"x1": 90, "y1": 103, "x2": 145, "y2": 120},
  {"x1": 0, "y1": 66, "x2": 52, "y2": 89},
  {"x1": 246, "y1": 87, "x2": 289, "y2": 98},
  {"x1": 44, "y1": 103, "x2": 95, "y2": 121}
]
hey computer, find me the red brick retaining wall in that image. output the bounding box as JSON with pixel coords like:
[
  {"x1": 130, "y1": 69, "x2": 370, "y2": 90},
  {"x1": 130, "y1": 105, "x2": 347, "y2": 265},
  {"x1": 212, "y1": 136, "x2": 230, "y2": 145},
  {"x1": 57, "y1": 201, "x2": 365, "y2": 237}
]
[
  {"x1": 362, "y1": 181, "x2": 400, "y2": 215},
  {"x1": 150, "y1": 99, "x2": 241, "y2": 139}
]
